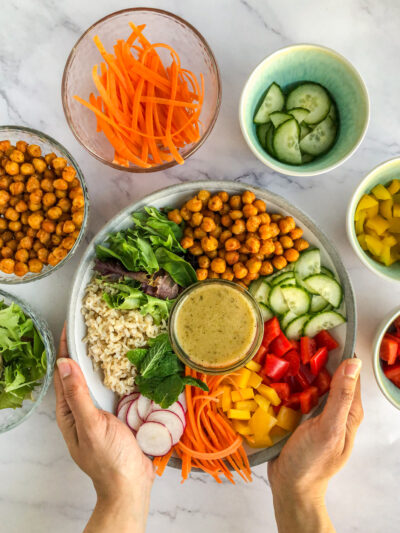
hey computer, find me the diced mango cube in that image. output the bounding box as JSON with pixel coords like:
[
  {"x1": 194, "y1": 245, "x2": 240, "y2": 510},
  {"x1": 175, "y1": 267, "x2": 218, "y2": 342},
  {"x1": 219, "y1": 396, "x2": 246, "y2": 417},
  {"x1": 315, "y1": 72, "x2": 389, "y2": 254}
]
[
  {"x1": 355, "y1": 209, "x2": 366, "y2": 235},
  {"x1": 267, "y1": 405, "x2": 275, "y2": 416},
  {"x1": 257, "y1": 384, "x2": 281, "y2": 406},
  {"x1": 233, "y1": 367, "x2": 251, "y2": 388},
  {"x1": 269, "y1": 425, "x2": 288, "y2": 443},
  {"x1": 246, "y1": 360, "x2": 262, "y2": 373},
  {"x1": 247, "y1": 371, "x2": 262, "y2": 389},
  {"x1": 228, "y1": 408, "x2": 251, "y2": 420},
  {"x1": 388, "y1": 179, "x2": 400, "y2": 195},
  {"x1": 357, "y1": 233, "x2": 368, "y2": 250},
  {"x1": 356, "y1": 194, "x2": 378, "y2": 213},
  {"x1": 221, "y1": 386, "x2": 232, "y2": 412},
  {"x1": 235, "y1": 400, "x2": 258, "y2": 411},
  {"x1": 254, "y1": 394, "x2": 271, "y2": 412},
  {"x1": 372, "y1": 184, "x2": 392, "y2": 200},
  {"x1": 365, "y1": 234, "x2": 383, "y2": 256},
  {"x1": 232, "y1": 419, "x2": 252, "y2": 436},
  {"x1": 246, "y1": 434, "x2": 273, "y2": 448},
  {"x1": 365, "y1": 204, "x2": 379, "y2": 218},
  {"x1": 276, "y1": 406, "x2": 302, "y2": 432},
  {"x1": 365, "y1": 215, "x2": 390, "y2": 236},
  {"x1": 393, "y1": 203, "x2": 400, "y2": 218},
  {"x1": 389, "y1": 218, "x2": 400, "y2": 233},
  {"x1": 380, "y1": 245, "x2": 394, "y2": 267},
  {"x1": 383, "y1": 235, "x2": 397, "y2": 247},
  {"x1": 231, "y1": 388, "x2": 254, "y2": 402},
  {"x1": 249, "y1": 407, "x2": 277, "y2": 438},
  {"x1": 380, "y1": 199, "x2": 393, "y2": 220}
]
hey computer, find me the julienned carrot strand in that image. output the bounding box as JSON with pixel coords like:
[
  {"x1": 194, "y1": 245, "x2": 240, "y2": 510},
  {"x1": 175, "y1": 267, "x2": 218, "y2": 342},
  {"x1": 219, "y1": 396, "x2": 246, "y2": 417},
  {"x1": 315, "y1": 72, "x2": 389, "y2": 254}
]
[
  {"x1": 177, "y1": 436, "x2": 243, "y2": 461},
  {"x1": 126, "y1": 23, "x2": 146, "y2": 47}
]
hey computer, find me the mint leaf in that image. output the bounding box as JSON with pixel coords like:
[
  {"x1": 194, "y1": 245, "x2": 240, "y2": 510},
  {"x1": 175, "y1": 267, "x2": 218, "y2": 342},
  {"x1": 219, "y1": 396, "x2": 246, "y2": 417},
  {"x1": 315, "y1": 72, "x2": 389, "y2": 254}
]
[
  {"x1": 182, "y1": 376, "x2": 209, "y2": 391},
  {"x1": 126, "y1": 348, "x2": 148, "y2": 370}
]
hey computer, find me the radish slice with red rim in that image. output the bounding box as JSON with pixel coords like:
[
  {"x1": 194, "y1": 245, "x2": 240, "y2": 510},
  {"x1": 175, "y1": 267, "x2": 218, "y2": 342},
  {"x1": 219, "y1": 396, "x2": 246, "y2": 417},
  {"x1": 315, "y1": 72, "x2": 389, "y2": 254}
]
[
  {"x1": 166, "y1": 402, "x2": 186, "y2": 427},
  {"x1": 136, "y1": 422, "x2": 173, "y2": 457},
  {"x1": 178, "y1": 393, "x2": 187, "y2": 411},
  {"x1": 147, "y1": 410, "x2": 184, "y2": 445},
  {"x1": 126, "y1": 401, "x2": 142, "y2": 432},
  {"x1": 117, "y1": 392, "x2": 139, "y2": 414},
  {"x1": 117, "y1": 401, "x2": 130, "y2": 423},
  {"x1": 137, "y1": 395, "x2": 153, "y2": 420}
]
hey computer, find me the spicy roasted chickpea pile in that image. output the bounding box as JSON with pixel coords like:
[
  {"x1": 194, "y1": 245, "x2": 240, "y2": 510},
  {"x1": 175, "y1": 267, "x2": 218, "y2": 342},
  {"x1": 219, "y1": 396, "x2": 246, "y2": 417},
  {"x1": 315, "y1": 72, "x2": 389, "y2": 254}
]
[
  {"x1": 0, "y1": 140, "x2": 84, "y2": 277},
  {"x1": 168, "y1": 190, "x2": 309, "y2": 287}
]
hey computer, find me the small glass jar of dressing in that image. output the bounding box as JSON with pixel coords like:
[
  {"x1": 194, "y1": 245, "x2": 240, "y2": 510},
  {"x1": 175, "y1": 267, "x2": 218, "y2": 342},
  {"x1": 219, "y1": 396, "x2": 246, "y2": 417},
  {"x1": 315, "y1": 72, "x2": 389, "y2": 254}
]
[{"x1": 169, "y1": 279, "x2": 263, "y2": 374}]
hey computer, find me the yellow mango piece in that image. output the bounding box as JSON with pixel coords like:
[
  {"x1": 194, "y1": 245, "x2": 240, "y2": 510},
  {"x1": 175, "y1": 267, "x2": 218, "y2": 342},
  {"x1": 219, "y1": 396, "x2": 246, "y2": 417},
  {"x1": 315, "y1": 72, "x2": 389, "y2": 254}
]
[
  {"x1": 357, "y1": 194, "x2": 378, "y2": 212},
  {"x1": 249, "y1": 407, "x2": 277, "y2": 438},
  {"x1": 228, "y1": 408, "x2": 251, "y2": 420},
  {"x1": 380, "y1": 245, "x2": 395, "y2": 267},
  {"x1": 269, "y1": 425, "x2": 289, "y2": 444},
  {"x1": 233, "y1": 367, "x2": 251, "y2": 388},
  {"x1": 365, "y1": 204, "x2": 379, "y2": 218},
  {"x1": 267, "y1": 405, "x2": 275, "y2": 416},
  {"x1": 393, "y1": 203, "x2": 400, "y2": 218},
  {"x1": 257, "y1": 384, "x2": 281, "y2": 406},
  {"x1": 246, "y1": 434, "x2": 273, "y2": 448},
  {"x1": 365, "y1": 234, "x2": 383, "y2": 256},
  {"x1": 389, "y1": 218, "x2": 400, "y2": 233},
  {"x1": 246, "y1": 360, "x2": 262, "y2": 373},
  {"x1": 247, "y1": 371, "x2": 262, "y2": 389},
  {"x1": 235, "y1": 400, "x2": 257, "y2": 411},
  {"x1": 232, "y1": 420, "x2": 252, "y2": 436},
  {"x1": 276, "y1": 406, "x2": 302, "y2": 432},
  {"x1": 383, "y1": 235, "x2": 397, "y2": 247},
  {"x1": 372, "y1": 184, "x2": 392, "y2": 200},
  {"x1": 364, "y1": 227, "x2": 381, "y2": 239},
  {"x1": 388, "y1": 179, "x2": 400, "y2": 195},
  {"x1": 355, "y1": 210, "x2": 366, "y2": 235},
  {"x1": 254, "y1": 394, "x2": 271, "y2": 412},
  {"x1": 365, "y1": 215, "x2": 390, "y2": 236},
  {"x1": 380, "y1": 199, "x2": 393, "y2": 220},
  {"x1": 393, "y1": 193, "x2": 400, "y2": 204},
  {"x1": 221, "y1": 386, "x2": 232, "y2": 412},
  {"x1": 357, "y1": 233, "x2": 368, "y2": 250},
  {"x1": 231, "y1": 388, "x2": 254, "y2": 402}
]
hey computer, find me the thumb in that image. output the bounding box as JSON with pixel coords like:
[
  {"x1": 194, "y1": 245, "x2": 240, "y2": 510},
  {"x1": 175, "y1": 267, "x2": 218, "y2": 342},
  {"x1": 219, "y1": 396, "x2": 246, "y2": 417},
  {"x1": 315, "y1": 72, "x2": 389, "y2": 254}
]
[
  {"x1": 56, "y1": 358, "x2": 98, "y2": 432},
  {"x1": 320, "y1": 358, "x2": 362, "y2": 433}
]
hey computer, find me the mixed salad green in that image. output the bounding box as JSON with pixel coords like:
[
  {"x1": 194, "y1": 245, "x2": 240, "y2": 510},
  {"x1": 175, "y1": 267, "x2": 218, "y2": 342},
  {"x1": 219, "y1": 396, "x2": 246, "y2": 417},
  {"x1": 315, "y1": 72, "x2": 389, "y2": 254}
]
[{"x1": 0, "y1": 300, "x2": 47, "y2": 409}]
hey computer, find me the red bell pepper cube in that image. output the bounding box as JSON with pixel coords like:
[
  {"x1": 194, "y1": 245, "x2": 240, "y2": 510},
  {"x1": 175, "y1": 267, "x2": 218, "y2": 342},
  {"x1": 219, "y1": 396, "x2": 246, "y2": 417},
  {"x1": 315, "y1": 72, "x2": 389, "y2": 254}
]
[
  {"x1": 262, "y1": 317, "x2": 281, "y2": 348},
  {"x1": 299, "y1": 386, "x2": 319, "y2": 414},
  {"x1": 285, "y1": 375, "x2": 302, "y2": 393},
  {"x1": 270, "y1": 332, "x2": 293, "y2": 357},
  {"x1": 300, "y1": 336, "x2": 316, "y2": 364},
  {"x1": 253, "y1": 345, "x2": 267, "y2": 365},
  {"x1": 380, "y1": 336, "x2": 399, "y2": 365},
  {"x1": 261, "y1": 374, "x2": 272, "y2": 386},
  {"x1": 315, "y1": 367, "x2": 332, "y2": 396},
  {"x1": 315, "y1": 330, "x2": 339, "y2": 351},
  {"x1": 270, "y1": 382, "x2": 290, "y2": 401},
  {"x1": 295, "y1": 364, "x2": 316, "y2": 390},
  {"x1": 285, "y1": 350, "x2": 301, "y2": 377},
  {"x1": 310, "y1": 347, "x2": 328, "y2": 375},
  {"x1": 384, "y1": 363, "x2": 400, "y2": 383},
  {"x1": 264, "y1": 354, "x2": 290, "y2": 381},
  {"x1": 289, "y1": 339, "x2": 300, "y2": 351},
  {"x1": 284, "y1": 392, "x2": 301, "y2": 410}
]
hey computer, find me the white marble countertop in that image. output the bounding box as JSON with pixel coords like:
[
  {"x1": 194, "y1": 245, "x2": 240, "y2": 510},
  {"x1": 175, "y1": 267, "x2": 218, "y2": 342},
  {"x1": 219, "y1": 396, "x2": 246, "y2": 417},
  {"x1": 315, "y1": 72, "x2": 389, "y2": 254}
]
[{"x1": 1, "y1": 0, "x2": 400, "y2": 531}]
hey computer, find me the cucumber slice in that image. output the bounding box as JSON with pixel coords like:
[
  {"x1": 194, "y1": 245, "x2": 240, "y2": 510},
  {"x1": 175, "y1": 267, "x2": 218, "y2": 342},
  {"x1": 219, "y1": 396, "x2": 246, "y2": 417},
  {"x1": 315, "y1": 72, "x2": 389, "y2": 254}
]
[
  {"x1": 288, "y1": 107, "x2": 310, "y2": 124},
  {"x1": 303, "y1": 311, "x2": 346, "y2": 338},
  {"x1": 300, "y1": 123, "x2": 312, "y2": 140},
  {"x1": 254, "y1": 82, "x2": 285, "y2": 124},
  {"x1": 271, "y1": 272, "x2": 295, "y2": 286},
  {"x1": 256, "y1": 123, "x2": 271, "y2": 148},
  {"x1": 321, "y1": 266, "x2": 335, "y2": 278},
  {"x1": 302, "y1": 153, "x2": 314, "y2": 164},
  {"x1": 286, "y1": 83, "x2": 331, "y2": 125},
  {"x1": 304, "y1": 274, "x2": 343, "y2": 308},
  {"x1": 294, "y1": 249, "x2": 321, "y2": 281},
  {"x1": 269, "y1": 285, "x2": 289, "y2": 315},
  {"x1": 285, "y1": 314, "x2": 310, "y2": 341},
  {"x1": 300, "y1": 116, "x2": 337, "y2": 156},
  {"x1": 281, "y1": 285, "x2": 311, "y2": 315},
  {"x1": 259, "y1": 303, "x2": 274, "y2": 321},
  {"x1": 278, "y1": 277, "x2": 296, "y2": 287},
  {"x1": 328, "y1": 104, "x2": 337, "y2": 122},
  {"x1": 265, "y1": 124, "x2": 275, "y2": 156},
  {"x1": 273, "y1": 119, "x2": 302, "y2": 165},
  {"x1": 249, "y1": 278, "x2": 271, "y2": 305},
  {"x1": 280, "y1": 310, "x2": 298, "y2": 330},
  {"x1": 310, "y1": 294, "x2": 329, "y2": 313},
  {"x1": 270, "y1": 112, "x2": 292, "y2": 129}
]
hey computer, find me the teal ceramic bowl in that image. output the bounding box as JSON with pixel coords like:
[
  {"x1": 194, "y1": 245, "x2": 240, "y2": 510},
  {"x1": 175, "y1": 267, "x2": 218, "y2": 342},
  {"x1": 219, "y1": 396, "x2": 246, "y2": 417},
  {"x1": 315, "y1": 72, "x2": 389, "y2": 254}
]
[
  {"x1": 347, "y1": 158, "x2": 400, "y2": 282},
  {"x1": 373, "y1": 306, "x2": 400, "y2": 410},
  {"x1": 239, "y1": 44, "x2": 370, "y2": 177}
]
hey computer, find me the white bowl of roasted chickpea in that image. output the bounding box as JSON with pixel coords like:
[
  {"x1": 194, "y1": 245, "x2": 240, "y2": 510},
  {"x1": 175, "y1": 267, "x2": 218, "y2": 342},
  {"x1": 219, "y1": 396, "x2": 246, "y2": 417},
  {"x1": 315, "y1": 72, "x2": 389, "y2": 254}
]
[{"x1": 0, "y1": 126, "x2": 89, "y2": 283}]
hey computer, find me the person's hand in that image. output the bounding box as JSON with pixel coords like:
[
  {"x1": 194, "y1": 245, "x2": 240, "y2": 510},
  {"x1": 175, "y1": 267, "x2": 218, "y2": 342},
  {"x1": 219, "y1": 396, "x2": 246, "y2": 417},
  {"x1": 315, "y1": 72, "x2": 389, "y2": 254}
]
[
  {"x1": 268, "y1": 357, "x2": 363, "y2": 533},
  {"x1": 54, "y1": 325, "x2": 154, "y2": 533}
]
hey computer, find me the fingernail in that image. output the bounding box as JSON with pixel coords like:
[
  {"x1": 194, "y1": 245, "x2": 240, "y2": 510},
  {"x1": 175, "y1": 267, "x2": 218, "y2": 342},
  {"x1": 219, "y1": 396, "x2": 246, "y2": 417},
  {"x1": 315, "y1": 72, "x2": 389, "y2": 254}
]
[
  {"x1": 57, "y1": 358, "x2": 71, "y2": 379},
  {"x1": 344, "y1": 358, "x2": 362, "y2": 379}
]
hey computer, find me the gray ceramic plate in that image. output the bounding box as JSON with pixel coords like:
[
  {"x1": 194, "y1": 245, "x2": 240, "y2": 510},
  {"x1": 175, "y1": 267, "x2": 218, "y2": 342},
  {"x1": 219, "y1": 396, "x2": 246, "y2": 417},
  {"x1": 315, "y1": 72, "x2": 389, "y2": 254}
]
[{"x1": 67, "y1": 181, "x2": 356, "y2": 467}]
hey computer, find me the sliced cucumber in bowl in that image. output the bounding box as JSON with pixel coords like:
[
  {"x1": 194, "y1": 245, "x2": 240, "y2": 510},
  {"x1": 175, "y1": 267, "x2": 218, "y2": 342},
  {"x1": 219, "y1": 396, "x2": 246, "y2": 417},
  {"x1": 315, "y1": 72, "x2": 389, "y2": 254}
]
[
  {"x1": 270, "y1": 112, "x2": 292, "y2": 128},
  {"x1": 303, "y1": 311, "x2": 346, "y2": 338},
  {"x1": 254, "y1": 82, "x2": 285, "y2": 124},
  {"x1": 281, "y1": 285, "x2": 311, "y2": 315},
  {"x1": 256, "y1": 123, "x2": 270, "y2": 148},
  {"x1": 300, "y1": 116, "x2": 337, "y2": 156},
  {"x1": 286, "y1": 83, "x2": 331, "y2": 125},
  {"x1": 285, "y1": 314, "x2": 310, "y2": 340},
  {"x1": 249, "y1": 278, "x2": 271, "y2": 305},
  {"x1": 269, "y1": 285, "x2": 289, "y2": 315},
  {"x1": 304, "y1": 274, "x2": 343, "y2": 308},
  {"x1": 273, "y1": 119, "x2": 302, "y2": 165}
]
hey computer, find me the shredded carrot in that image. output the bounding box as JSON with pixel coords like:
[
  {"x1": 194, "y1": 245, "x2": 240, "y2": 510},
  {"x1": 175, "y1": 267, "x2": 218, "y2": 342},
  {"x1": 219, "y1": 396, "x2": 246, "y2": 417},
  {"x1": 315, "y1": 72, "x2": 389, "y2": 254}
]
[{"x1": 74, "y1": 22, "x2": 204, "y2": 168}]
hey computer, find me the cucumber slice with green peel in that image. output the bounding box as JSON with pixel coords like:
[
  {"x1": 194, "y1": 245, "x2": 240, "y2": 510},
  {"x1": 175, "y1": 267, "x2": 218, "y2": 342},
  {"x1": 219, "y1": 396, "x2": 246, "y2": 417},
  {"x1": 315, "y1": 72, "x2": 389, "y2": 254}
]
[
  {"x1": 303, "y1": 311, "x2": 346, "y2": 338},
  {"x1": 271, "y1": 272, "x2": 295, "y2": 286},
  {"x1": 285, "y1": 314, "x2": 311, "y2": 341},
  {"x1": 273, "y1": 119, "x2": 302, "y2": 165},
  {"x1": 302, "y1": 153, "x2": 315, "y2": 164},
  {"x1": 254, "y1": 82, "x2": 285, "y2": 124},
  {"x1": 281, "y1": 285, "x2": 311, "y2": 315},
  {"x1": 270, "y1": 112, "x2": 292, "y2": 129},
  {"x1": 294, "y1": 249, "x2": 321, "y2": 281},
  {"x1": 269, "y1": 285, "x2": 289, "y2": 315},
  {"x1": 281, "y1": 310, "x2": 298, "y2": 330},
  {"x1": 288, "y1": 107, "x2": 310, "y2": 124},
  {"x1": 304, "y1": 274, "x2": 343, "y2": 308},
  {"x1": 300, "y1": 123, "x2": 312, "y2": 140},
  {"x1": 265, "y1": 124, "x2": 275, "y2": 156},
  {"x1": 310, "y1": 294, "x2": 329, "y2": 313},
  {"x1": 321, "y1": 266, "x2": 335, "y2": 278},
  {"x1": 277, "y1": 277, "x2": 296, "y2": 287},
  {"x1": 328, "y1": 104, "x2": 337, "y2": 122},
  {"x1": 249, "y1": 278, "x2": 271, "y2": 305},
  {"x1": 259, "y1": 303, "x2": 274, "y2": 321},
  {"x1": 300, "y1": 116, "x2": 337, "y2": 156},
  {"x1": 256, "y1": 123, "x2": 271, "y2": 148},
  {"x1": 286, "y1": 83, "x2": 332, "y2": 125}
]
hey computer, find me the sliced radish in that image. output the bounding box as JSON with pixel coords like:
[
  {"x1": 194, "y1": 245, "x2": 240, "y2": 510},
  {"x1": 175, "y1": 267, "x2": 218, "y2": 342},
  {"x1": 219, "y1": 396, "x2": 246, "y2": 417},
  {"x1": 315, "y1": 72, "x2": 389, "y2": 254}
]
[
  {"x1": 126, "y1": 401, "x2": 142, "y2": 432},
  {"x1": 147, "y1": 410, "x2": 184, "y2": 445},
  {"x1": 117, "y1": 392, "x2": 139, "y2": 414},
  {"x1": 136, "y1": 422, "x2": 173, "y2": 457},
  {"x1": 178, "y1": 393, "x2": 187, "y2": 411},
  {"x1": 137, "y1": 395, "x2": 153, "y2": 421},
  {"x1": 117, "y1": 401, "x2": 130, "y2": 423},
  {"x1": 167, "y1": 402, "x2": 186, "y2": 427}
]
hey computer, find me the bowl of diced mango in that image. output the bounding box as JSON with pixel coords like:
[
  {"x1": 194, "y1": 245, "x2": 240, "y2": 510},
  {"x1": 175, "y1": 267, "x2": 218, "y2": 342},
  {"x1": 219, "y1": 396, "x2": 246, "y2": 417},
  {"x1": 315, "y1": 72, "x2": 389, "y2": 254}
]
[{"x1": 347, "y1": 158, "x2": 400, "y2": 281}]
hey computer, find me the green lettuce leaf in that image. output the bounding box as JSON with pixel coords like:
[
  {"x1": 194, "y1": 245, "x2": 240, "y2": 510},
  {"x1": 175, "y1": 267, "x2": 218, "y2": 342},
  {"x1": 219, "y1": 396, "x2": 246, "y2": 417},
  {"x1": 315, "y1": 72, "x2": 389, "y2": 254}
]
[{"x1": 155, "y1": 248, "x2": 197, "y2": 287}]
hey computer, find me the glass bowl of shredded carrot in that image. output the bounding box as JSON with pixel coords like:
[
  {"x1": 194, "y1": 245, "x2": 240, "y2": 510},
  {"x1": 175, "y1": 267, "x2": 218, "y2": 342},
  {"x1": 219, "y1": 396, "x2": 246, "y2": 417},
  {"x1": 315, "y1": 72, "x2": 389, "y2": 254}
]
[{"x1": 62, "y1": 8, "x2": 221, "y2": 172}]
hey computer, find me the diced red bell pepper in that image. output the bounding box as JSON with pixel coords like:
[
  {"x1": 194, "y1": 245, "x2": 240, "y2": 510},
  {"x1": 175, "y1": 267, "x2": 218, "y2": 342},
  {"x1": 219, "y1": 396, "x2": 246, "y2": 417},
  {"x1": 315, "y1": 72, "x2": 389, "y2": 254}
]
[
  {"x1": 289, "y1": 339, "x2": 300, "y2": 351},
  {"x1": 295, "y1": 364, "x2": 316, "y2": 390},
  {"x1": 270, "y1": 382, "x2": 291, "y2": 401},
  {"x1": 380, "y1": 336, "x2": 399, "y2": 365},
  {"x1": 384, "y1": 363, "x2": 400, "y2": 383},
  {"x1": 285, "y1": 375, "x2": 302, "y2": 393},
  {"x1": 300, "y1": 336, "x2": 316, "y2": 364},
  {"x1": 315, "y1": 367, "x2": 332, "y2": 396},
  {"x1": 253, "y1": 345, "x2": 267, "y2": 365},
  {"x1": 315, "y1": 330, "x2": 339, "y2": 351},
  {"x1": 261, "y1": 374, "x2": 272, "y2": 386},
  {"x1": 310, "y1": 347, "x2": 328, "y2": 376},
  {"x1": 285, "y1": 350, "x2": 301, "y2": 377},
  {"x1": 262, "y1": 317, "x2": 281, "y2": 348},
  {"x1": 299, "y1": 386, "x2": 319, "y2": 414},
  {"x1": 270, "y1": 332, "x2": 293, "y2": 357},
  {"x1": 284, "y1": 392, "x2": 301, "y2": 410},
  {"x1": 384, "y1": 333, "x2": 400, "y2": 357},
  {"x1": 264, "y1": 354, "x2": 290, "y2": 381}
]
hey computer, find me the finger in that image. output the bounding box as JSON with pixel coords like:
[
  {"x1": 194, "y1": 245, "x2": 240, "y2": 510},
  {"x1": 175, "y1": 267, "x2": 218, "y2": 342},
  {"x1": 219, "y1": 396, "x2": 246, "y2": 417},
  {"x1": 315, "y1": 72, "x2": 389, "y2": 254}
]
[
  {"x1": 344, "y1": 377, "x2": 363, "y2": 452},
  {"x1": 58, "y1": 323, "x2": 69, "y2": 360},
  {"x1": 320, "y1": 358, "x2": 362, "y2": 433},
  {"x1": 54, "y1": 367, "x2": 77, "y2": 445}
]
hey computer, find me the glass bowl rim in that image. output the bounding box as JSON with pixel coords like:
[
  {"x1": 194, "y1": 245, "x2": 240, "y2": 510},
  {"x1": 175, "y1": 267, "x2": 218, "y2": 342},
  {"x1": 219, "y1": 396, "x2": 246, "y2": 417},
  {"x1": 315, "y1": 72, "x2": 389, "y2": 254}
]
[
  {"x1": 61, "y1": 7, "x2": 222, "y2": 173},
  {"x1": 0, "y1": 124, "x2": 89, "y2": 284},
  {"x1": 168, "y1": 278, "x2": 263, "y2": 375}
]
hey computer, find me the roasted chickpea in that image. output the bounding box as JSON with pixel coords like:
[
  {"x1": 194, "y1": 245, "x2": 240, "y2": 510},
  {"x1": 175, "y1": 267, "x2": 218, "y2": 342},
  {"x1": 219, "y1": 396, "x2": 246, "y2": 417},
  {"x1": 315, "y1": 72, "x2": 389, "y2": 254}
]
[
  {"x1": 63, "y1": 220, "x2": 75, "y2": 234},
  {"x1": 1, "y1": 246, "x2": 13, "y2": 259},
  {"x1": 57, "y1": 198, "x2": 71, "y2": 213},
  {"x1": 197, "y1": 190, "x2": 211, "y2": 203},
  {"x1": 242, "y1": 204, "x2": 258, "y2": 218},
  {"x1": 217, "y1": 191, "x2": 229, "y2": 203},
  {"x1": 188, "y1": 242, "x2": 203, "y2": 256},
  {"x1": 26, "y1": 228, "x2": 37, "y2": 238},
  {"x1": 271, "y1": 213, "x2": 283, "y2": 222},
  {"x1": 259, "y1": 213, "x2": 270, "y2": 225},
  {"x1": 52, "y1": 157, "x2": 67, "y2": 171},
  {"x1": 55, "y1": 222, "x2": 64, "y2": 236},
  {"x1": 260, "y1": 260, "x2": 273, "y2": 276},
  {"x1": 209, "y1": 226, "x2": 222, "y2": 239},
  {"x1": 233, "y1": 262, "x2": 248, "y2": 279},
  {"x1": 14, "y1": 261, "x2": 28, "y2": 277},
  {"x1": 284, "y1": 248, "x2": 300, "y2": 263},
  {"x1": 229, "y1": 210, "x2": 242, "y2": 221},
  {"x1": 53, "y1": 178, "x2": 68, "y2": 191},
  {"x1": 196, "y1": 268, "x2": 208, "y2": 281},
  {"x1": 186, "y1": 197, "x2": 203, "y2": 212},
  {"x1": 294, "y1": 238, "x2": 310, "y2": 252},
  {"x1": 10, "y1": 181, "x2": 25, "y2": 196},
  {"x1": 47, "y1": 252, "x2": 59, "y2": 267},
  {"x1": 193, "y1": 227, "x2": 207, "y2": 240},
  {"x1": 279, "y1": 216, "x2": 296, "y2": 235},
  {"x1": 246, "y1": 236, "x2": 260, "y2": 254},
  {"x1": 20, "y1": 163, "x2": 35, "y2": 176},
  {"x1": 260, "y1": 239, "x2": 275, "y2": 256},
  {"x1": 239, "y1": 243, "x2": 250, "y2": 254},
  {"x1": 47, "y1": 206, "x2": 62, "y2": 220},
  {"x1": 29, "y1": 190, "x2": 43, "y2": 205},
  {"x1": 15, "y1": 248, "x2": 29, "y2": 263},
  {"x1": 220, "y1": 203, "x2": 230, "y2": 216},
  {"x1": 225, "y1": 251, "x2": 239, "y2": 265},
  {"x1": 19, "y1": 236, "x2": 33, "y2": 250},
  {"x1": 272, "y1": 256, "x2": 287, "y2": 270},
  {"x1": 246, "y1": 258, "x2": 262, "y2": 274},
  {"x1": 220, "y1": 230, "x2": 232, "y2": 244},
  {"x1": 51, "y1": 234, "x2": 62, "y2": 246},
  {"x1": 72, "y1": 210, "x2": 84, "y2": 228},
  {"x1": 37, "y1": 248, "x2": 49, "y2": 263},
  {"x1": 32, "y1": 158, "x2": 47, "y2": 174},
  {"x1": 28, "y1": 258, "x2": 43, "y2": 273},
  {"x1": 20, "y1": 212, "x2": 29, "y2": 225},
  {"x1": 246, "y1": 215, "x2": 261, "y2": 233},
  {"x1": 0, "y1": 176, "x2": 11, "y2": 190},
  {"x1": 205, "y1": 250, "x2": 218, "y2": 259},
  {"x1": 274, "y1": 241, "x2": 284, "y2": 256},
  {"x1": 269, "y1": 222, "x2": 280, "y2": 238},
  {"x1": 280, "y1": 235, "x2": 294, "y2": 249},
  {"x1": 0, "y1": 258, "x2": 14, "y2": 274},
  {"x1": 27, "y1": 144, "x2": 41, "y2": 158},
  {"x1": 167, "y1": 209, "x2": 182, "y2": 225},
  {"x1": 0, "y1": 219, "x2": 7, "y2": 231},
  {"x1": 211, "y1": 257, "x2": 226, "y2": 274},
  {"x1": 29, "y1": 249, "x2": 38, "y2": 259},
  {"x1": 71, "y1": 178, "x2": 81, "y2": 189},
  {"x1": 26, "y1": 176, "x2": 40, "y2": 192},
  {"x1": 71, "y1": 230, "x2": 80, "y2": 240},
  {"x1": 8, "y1": 221, "x2": 21, "y2": 233},
  {"x1": 242, "y1": 191, "x2": 256, "y2": 204},
  {"x1": 2, "y1": 230, "x2": 12, "y2": 242},
  {"x1": 28, "y1": 202, "x2": 41, "y2": 212},
  {"x1": 218, "y1": 249, "x2": 226, "y2": 259},
  {"x1": 33, "y1": 240, "x2": 42, "y2": 252},
  {"x1": 181, "y1": 236, "x2": 194, "y2": 249},
  {"x1": 231, "y1": 219, "x2": 246, "y2": 235},
  {"x1": 16, "y1": 141, "x2": 27, "y2": 153},
  {"x1": 201, "y1": 235, "x2": 218, "y2": 252},
  {"x1": 229, "y1": 195, "x2": 242, "y2": 209},
  {"x1": 198, "y1": 255, "x2": 210, "y2": 269},
  {"x1": 290, "y1": 227, "x2": 303, "y2": 240},
  {"x1": 221, "y1": 267, "x2": 234, "y2": 281},
  {"x1": 61, "y1": 166, "x2": 76, "y2": 183},
  {"x1": 183, "y1": 228, "x2": 194, "y2": 240},
  {"x1": 40, "y1": 178, "x2": 54, "y2": 192},
  {"x1": 207, "y1": 195, "x2": 223, "y2": 212},
  {"x1": 61, "y1": 236, "x2": 76, "y2": 250},
  {"x1": 15, "y1": 231, "x2": 24, "y2": 241},
  {"x1": 41, "y1": 219, "x2": 55, "y2": 233},
  {"x1": 220, "y1": 214, "x2": 232, "y2": 228},
  {"x1": 224, "y1": 237, "x2": 240, "y2": 252},
  {"x1": 44, "y1": 152, "x2": 56, "y2": 166},
  {"x1": 190, "y1": 212, "x2": 203, "y2": 227},
  {"x1": 9, "y1": 149, "x2": 24, "y2": 164},
  {"x1": 201, "y1": 217, "x2": 216, "y2": 233},
  {"x1": 0, "y1": 190, "x2": 10, "y2": 205},
  {"x1": 180, "y1": 206, "x2": 191, "y2": 221},
  {"x1": 206, "y1": 270, "x2": 219, "y2": 279},
  {"x1": 26, "y1": 213, "x2": 42, "y2": 230},
  {"x1": 42, "y1": 192, "x2": 56, "y2": 208},
  {"x1": 252, "y1": 199, "x2": 266, "y2": 213},
  {"x1": 5, "y1": 207, "x2": 19, "y2": 222},
  {"x1": 69, "y1": 186, "x2": 83, "y2": 200}
]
